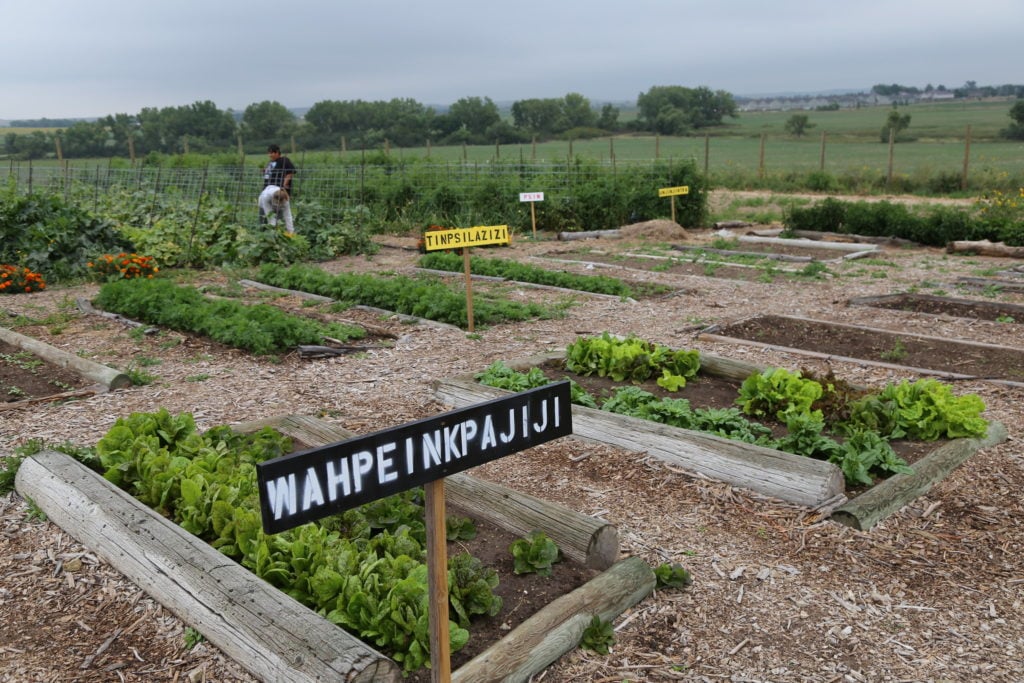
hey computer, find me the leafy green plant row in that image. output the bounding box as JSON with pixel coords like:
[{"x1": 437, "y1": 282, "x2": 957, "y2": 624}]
[
  {"x1": 93, "y1": 278, "x2": 366, "y2": 354},
  {"x1": 88, "y1": 409, "x2": 503, "y2": 673},
  {"x1": 476, "y1": 336, "x2": 989, "y2": 486},
  {"x1": 254, "y1": 263, "x2": 559, "y2": 329},
  {"x1": 418, "y1": 252, "x2": 670, "y2": 299},
  {"x1": 784, "y1": 196, "x2": 1024, "y2": 247}
]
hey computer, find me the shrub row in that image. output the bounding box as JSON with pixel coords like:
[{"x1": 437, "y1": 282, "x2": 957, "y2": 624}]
[{"x1": 783, "y1": 196, "x2": 1024, "y2": 246}]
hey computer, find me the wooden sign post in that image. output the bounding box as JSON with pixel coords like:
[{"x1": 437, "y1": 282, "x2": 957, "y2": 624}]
[
  {"x1": 421, "y1": 225, "x2": 511, "y2": 332},
  {"x1": 257, "y1": 382, "x2": 573, "y2": 682},
  {"x1": 658, "y1": 185, "x2": 690, "y2": 223},
  {"x1": 518, "y1": 192, "x2": 544, "y2": 239}
]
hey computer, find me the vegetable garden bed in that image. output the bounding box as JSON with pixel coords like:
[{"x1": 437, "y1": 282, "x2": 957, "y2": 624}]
[
  {"x1": 848, "y1": 292, "x2": 1024, "y2": 323},
  {"x1": 434, "y1": 348, "x2": 1006, "y2": 530},
  {"x1": 0, "y1": 326, "x2": 130, "y2": 409},
  {"x1": 701, "y1": 314, "x2": 1024, "y2": 386},
  {"x1": 14, "y1": 413, "x2": 654, "y2": 683}
]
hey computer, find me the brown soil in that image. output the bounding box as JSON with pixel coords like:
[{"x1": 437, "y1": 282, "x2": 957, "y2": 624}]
[
  {"x1": 0, "y1": 340, "x2": 92, "y2": 403},
  {"x1": 709, "y1": 314, "x2": 1024, "y2": 381},
  {"x1": 409, "y1": 509, "x2": 596, "y2": 682},
  {"x1": 852, "y1": 292, "x2": 1024, "y2": 322}
]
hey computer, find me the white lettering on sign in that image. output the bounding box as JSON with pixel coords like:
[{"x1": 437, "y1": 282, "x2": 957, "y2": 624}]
[
  {"x1": 519, "y1": 192, "x2": 544, "y2": 202},
  {"x1": 262, "y1": 394, "x2": 565, "y2": 523}
]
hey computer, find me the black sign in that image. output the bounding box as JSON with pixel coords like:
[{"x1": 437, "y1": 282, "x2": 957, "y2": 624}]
[{"x1": 256, "y1": 381, "x2": 572, "y2": 534}]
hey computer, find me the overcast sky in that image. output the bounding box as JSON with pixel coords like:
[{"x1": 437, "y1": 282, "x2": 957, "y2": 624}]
[{"x1": 5, "y1": 0, "x2": 1022, "y2": 120}]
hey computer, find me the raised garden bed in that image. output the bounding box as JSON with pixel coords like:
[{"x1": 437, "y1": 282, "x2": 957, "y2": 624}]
[
  {"x1": 702, "y1": 314, "x2": 1024, "y2": 386},
  {"x1": 849, "y1": 292, "x2": 1024, "y2": 323},
  {"x1": 0, "y1": 326, "x2": 130, "y2": 409},
  {"x1": 15, "y1": 414, "x2": 654, "y2": 683},
  {"x1": 434, "y1": 351, "x2": 1006, "y2": 530}
]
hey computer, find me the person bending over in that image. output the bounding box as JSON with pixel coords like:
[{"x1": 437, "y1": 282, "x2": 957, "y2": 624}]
[{"x1": 258, "y1": 186, "x2": 295, "y2": 235}]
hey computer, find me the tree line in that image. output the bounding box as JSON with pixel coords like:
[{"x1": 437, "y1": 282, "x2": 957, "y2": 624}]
[{"x1": 2, "y1": 86, "x2": 737, "y2": 160}]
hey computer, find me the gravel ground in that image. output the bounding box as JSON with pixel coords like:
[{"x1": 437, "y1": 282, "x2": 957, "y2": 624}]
[{"x1": 1, "y1": 197, "x2": 1022, "y2": 682}]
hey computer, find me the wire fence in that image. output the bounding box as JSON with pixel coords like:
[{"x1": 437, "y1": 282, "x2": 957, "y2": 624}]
[{"x1": 4, "y1": 158, "x2": 701, "y2": 232}]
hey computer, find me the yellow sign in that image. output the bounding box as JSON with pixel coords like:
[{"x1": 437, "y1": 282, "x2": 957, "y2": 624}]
[
  {"x1": 658, "y1": 185, "x2": 690, "y2": 197},
  {"x1": 422, "y1": 225, "x2": 510, "y2": 251}
]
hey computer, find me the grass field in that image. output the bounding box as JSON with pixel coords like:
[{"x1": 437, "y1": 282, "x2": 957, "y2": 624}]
[{"x1": 6, "y1": 99, "x2": 1023, "y2": 192}]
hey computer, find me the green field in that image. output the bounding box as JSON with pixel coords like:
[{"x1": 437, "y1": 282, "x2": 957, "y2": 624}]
[{"x1": 7, "y1": 98, "x2": 1023, "y2": 193}]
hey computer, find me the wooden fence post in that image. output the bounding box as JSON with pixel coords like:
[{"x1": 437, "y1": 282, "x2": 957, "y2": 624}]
[
  {"x1": 704, "y1": 134, "x2": 710, "y2": 176},
  {"x1": 886, "y1": 127, "x2": 895, "y2": 186},
  {"x1": 758, "y1": 133, "x2": 766, "y2": 179},
  {"x1": 819, "y1": 131, "x2": 827, "y2": 171},
  {"x1": 961, "y1": 124, "x2": 972, "y2": 190}
]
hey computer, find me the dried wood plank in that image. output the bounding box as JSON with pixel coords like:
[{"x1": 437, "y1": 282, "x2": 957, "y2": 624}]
[
  {"x1": 557, "y1": 229, "x2": 621, "y2": 241},
  {"x1": 831, "y1": 421, "x2": 1008, "y2": 530},
  {"x1": 737, "y1": 235, "x2": 876, "y2": 253},
  {"x1": 848, "y1": 293, "x2": 1024, "y2": 319},
  {"x1": 671, "y1": 244, "x2": 813, "y2": 263},
  {"x1": 231, "y1": 414, "x2": 619, "y2": 570},
  {"x1": 451, "y1": 556, "x2": 654, "y2": 683},
  {"x1": 434, "y1": 377, "x2": 845, "y2": 508},
  {"x1": 76, "y1": 297, "x2": 148, "y2": 329},
  {"x1": 789, "y1": 229, "x2": 916, "y2": 247},
  {"x1": 0, "y1": 387, "x2": 98, "y2": 412},
  {"x1": 946, "y1": 240, "x2": 1024, "y2": 258},
  {"x1": 954, "y1": 276, "x2": 1024, "y2": 294},
  {"x1": 0, "y1": 325, "x2": 130, "y2": 391},
  {"x1": 237, "y1": 278, "x2": 333, "y2": 303},
  {"x1": 15, "y1": 450, "x2": 399, "y2": 683}
]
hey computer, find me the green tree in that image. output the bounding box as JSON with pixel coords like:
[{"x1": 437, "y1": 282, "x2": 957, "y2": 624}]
[
  {"x1": 510, "y1": 98, "x2": 564, "y2": 136},
  {"x1": 562, "y1": 92, "x2": 596, "y2": 129},
  {"x1": 1002, "y1": 100, "x2": 1024, "y2": 140},
  {"x1": 242, "y1": 100, "x2": 296, "y2": 140},
  {"x1": 446, "y1": 96, "x2": 501, "y2": 138},
  {"x1": 784, "y1": 114, "x2": 815, "y2": 137},
  {"x1": 636, "y1": 86, "x2": 737, "y2": 134},
  {"x1": 596, "y1": 104, "x2": 620, "y2": 131},
  {"x1": 880, "y1": 108, "x2": 912, "y2": 143}
]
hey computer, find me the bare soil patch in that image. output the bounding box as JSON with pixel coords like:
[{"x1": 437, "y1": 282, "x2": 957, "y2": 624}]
[
  {"x1": 709, "y1": 314, "x2": 1024, "y2": 381},
  {"x1": 850, "y1": 292, "x2": 1024, "y2": 323},
  {"x1": 0, "y1": 340, "x2": 92, "y2": 403}
]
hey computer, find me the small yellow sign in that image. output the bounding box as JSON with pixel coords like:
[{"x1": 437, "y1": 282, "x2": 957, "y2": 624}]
[
  {"x1": 658, "y1": 185, "x2": 690, "y2": 197},
  {"x1": 422, "y1": 225, "x2": 510, "y2": 251}
]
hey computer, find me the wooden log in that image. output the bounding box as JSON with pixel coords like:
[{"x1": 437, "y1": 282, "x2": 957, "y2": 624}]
[
  {"x1": 954, "y1": 276, "x2": 1024, "y2": 294},
  {"x1": 831, "y1": 421, "x2": 1008, "y2": 531},
  {"x1": 15, "y1": 450, "x2": 399, "y2": 683},
  {"x1": 789, "y1": 229, "x2": 916, "y2": 247},
  {"x1": 848, "y1": 293, "x2": 1024, "y2": 320},
  {"x1": 947, "y1": 240, "x2": 1024, "y2": 258},
  {"x1": 434, "y1": 377, "x2": 845, "y2": 508},
  {"x1": 444, "y1": 472, "x2": 619, "y2": 570},
  {"x1": 76, "y1": 297, "x2": 149, "y2": 329},
  {"x1": 231, "y1": 414, "x2": 619, "y2": 570},
  {"x1": 0, "y1": 387, "x2": 98, "y2": 412},
  {"x1": 238, "y1": 278, "x2": 334, "y2": 303},
  {"x1": 736, "y1": 235, "x2": 876, "y2": 253},
  {"x1": 557, "y1": 229, "x2": 621, "y2": 241},
  {"x1": 451, "y1": 556, "x2": 654, "y2": 683},
  {"x1": 0, "y1": 325, "x2": 130, "y2": 391},
  {"x1": 671, "y1": 243, "x2": 814, "y2": 263},
  {"x1": 713, "y1": 220, "x2": 753, "y2": 229}
]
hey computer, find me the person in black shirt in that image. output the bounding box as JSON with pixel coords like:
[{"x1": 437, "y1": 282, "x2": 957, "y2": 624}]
[{"x1": 262, "y1": 144, "x2": 296, "y2": 194}]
